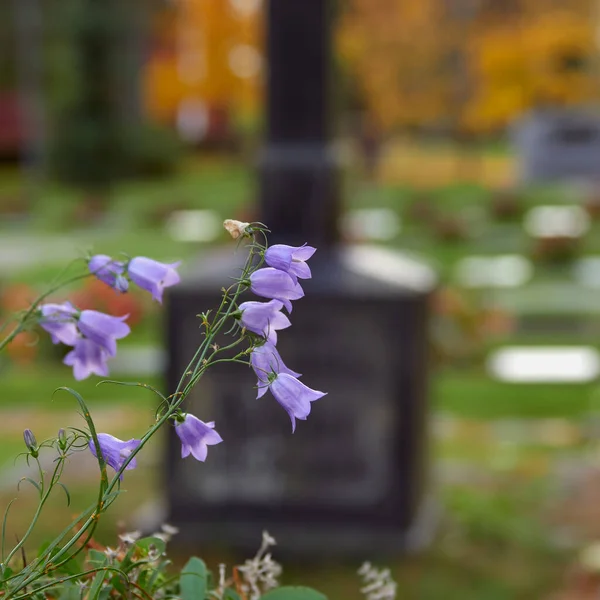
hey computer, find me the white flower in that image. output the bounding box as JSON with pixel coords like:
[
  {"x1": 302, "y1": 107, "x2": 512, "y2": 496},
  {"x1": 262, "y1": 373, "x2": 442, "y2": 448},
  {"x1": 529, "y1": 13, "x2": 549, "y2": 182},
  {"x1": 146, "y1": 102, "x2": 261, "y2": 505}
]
[
  {"x1": 358, "y1": 562, "x2": 397, "y2": 600},
  {"x1": 119, "y1": 530, "x2": 141, "y2": 546}
]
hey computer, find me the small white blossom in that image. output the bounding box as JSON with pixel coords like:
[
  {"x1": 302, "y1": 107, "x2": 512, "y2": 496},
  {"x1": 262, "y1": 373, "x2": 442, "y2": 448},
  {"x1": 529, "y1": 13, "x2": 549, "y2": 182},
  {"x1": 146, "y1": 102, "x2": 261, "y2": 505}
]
[
  {"x1": 104, "y1": 546, "x2": 119, "y2": 561},
  {"x1": 161, "y1": 523, "x2": 179, "y2": 536},
  {"x1": 358, "y1": 562, "x2": 397, "y2": 600},
  {"x1": 236, "y1": 531, "x2": 282, "y2": 600},
  {"x1": 119, "y1": 530, "x2": 141, "y2": 546}
]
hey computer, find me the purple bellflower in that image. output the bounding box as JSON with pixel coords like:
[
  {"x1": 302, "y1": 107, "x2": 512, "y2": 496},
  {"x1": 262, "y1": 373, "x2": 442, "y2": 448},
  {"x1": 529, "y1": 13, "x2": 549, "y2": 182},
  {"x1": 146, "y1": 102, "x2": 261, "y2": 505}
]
[
  {"x1": 249, "y1": 268, "x2": 304, "y2": 313},
  {"x1": 264, "y1": 244, "x2": 316, "y2": 283},
  {"x1": 238, "y1": 299, "x2": 291, "y2": 344},
  {"x1": 89, "y1": 433, "x2": 141, "y2": 479},
  {"x1": 267, "y1": 373, "x2": 326, "y2": 433},
  {"x1": 175, "y1": 413, "x2": 223, "y2": 461},
  {"x1": 127, "y1": 257, "x2": 181, "y2": 303},
  {"x1": 251, "y1": 342, "x2": 301, "y2": 397},
  {"x1": 88, "y1": 255, "x2": 129, "y2": 293},
  {"x1": 39, "y1": 302, "x2": 79, "y2": 346},
  {"x1": 77, "y1": 310, "x2": 130, "y2": 356},
  {"x1": 63, "y1": 338, "x2": 110, "y2": 380}
]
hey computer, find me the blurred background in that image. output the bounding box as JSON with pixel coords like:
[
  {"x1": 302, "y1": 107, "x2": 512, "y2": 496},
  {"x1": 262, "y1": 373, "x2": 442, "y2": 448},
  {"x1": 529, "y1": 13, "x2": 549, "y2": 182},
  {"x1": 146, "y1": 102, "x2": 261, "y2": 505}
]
[{"x1": 4, "y1": 0, "x2": 600, "y2": 597}]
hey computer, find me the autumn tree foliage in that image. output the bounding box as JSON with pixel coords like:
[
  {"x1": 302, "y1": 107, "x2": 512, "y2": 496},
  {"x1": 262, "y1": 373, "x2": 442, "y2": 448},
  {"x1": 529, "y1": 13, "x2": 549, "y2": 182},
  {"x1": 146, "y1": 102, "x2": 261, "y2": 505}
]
[{"x1": 337, "y1": 0, "x2": 597, "y2": 136}]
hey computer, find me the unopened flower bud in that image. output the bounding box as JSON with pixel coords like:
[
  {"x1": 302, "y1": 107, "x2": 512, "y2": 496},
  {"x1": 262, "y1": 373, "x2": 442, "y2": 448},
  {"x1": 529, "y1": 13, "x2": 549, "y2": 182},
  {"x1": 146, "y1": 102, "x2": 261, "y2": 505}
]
[
  {"x1": 58, "y1": 428, "x2": 67, "y2": 450},
  {"x1": 23, "y1": 429, "x2": 38, "y2": 457},
  {"x1": 223, "y1": 219, "x2": 250, "y2": 239}
]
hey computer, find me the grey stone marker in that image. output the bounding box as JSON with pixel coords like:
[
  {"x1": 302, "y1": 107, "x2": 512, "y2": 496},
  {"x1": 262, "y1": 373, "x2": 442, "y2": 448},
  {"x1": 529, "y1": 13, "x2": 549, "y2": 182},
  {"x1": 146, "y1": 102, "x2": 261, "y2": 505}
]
[
  {"x1": 165, "y1": 0, "x2": 437, "y2": 557},
  {"x1": 512, "y1": 108, "x2": 600, "y2": 184}
]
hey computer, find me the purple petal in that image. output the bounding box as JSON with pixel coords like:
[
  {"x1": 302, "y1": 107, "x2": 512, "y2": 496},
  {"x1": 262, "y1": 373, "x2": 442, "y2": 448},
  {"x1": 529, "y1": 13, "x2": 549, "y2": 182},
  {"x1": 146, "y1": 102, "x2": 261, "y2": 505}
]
[
  {"x1": 251, "y1": 342, "x2": 301, "y2": 393},
  {"x1": 264, "y1": 245, "x2": 293, "y2": 272},
  {"x1": 175, "y1": 413, "x2": 222, "y2": 462},
  {"x1": 292, "y1": 245, "x2": 316, "y2": 261},
  {"x1": 128, "y1": 257, "x2": 181, "y2": 303},
  {"x1": 249, "y1": 269, "x2": 304, "y2": 308},
  {"x1": 269, "y1": 374, "x2": 326, "y2": 432},
  {"x1": 78, "y1": 310, "x2": 130, "y2": 356},
  {"x1": 239, "y1": 299, "x2": 291, "y2": 340},
  {"x1": 64, "y1": 338, "x2": 110, "y2": 380},
  {"x1": 89, "y1": 255, "x2": 128, "y2": 291}
]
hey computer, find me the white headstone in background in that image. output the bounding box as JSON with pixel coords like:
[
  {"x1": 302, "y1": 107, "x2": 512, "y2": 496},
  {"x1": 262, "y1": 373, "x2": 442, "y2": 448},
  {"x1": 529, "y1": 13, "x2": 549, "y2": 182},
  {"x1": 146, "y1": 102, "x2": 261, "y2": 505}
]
[
  {"x1": 487, "y1": 346, "x2": 600, "y2": 383},
  {"x1": 340, "y1": 208, "x2": 401, "y2": 241},
  {"x1": 523, "y1": 205, "x2": 589, "y2": 239},
  {"x1": 455, "y1": 254, "x2": 533, "y2": 288},
  {"x1": 166, "y1": 210, "x2": 221, "y2": 242},
  {"x1": 512, "y1": 108, "x2": 600, "y2": 184},
  {"x1": 573, "y1": 257, "x2": 600, "y2": 289}
]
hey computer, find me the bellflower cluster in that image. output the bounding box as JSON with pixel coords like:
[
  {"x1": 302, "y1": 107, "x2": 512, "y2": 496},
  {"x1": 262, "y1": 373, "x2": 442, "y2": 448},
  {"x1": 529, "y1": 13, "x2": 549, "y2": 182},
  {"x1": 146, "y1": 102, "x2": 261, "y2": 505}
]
[
  {"x1": 38, "y1": 303, "x2": 130, "y2": 380},
  {"x1": 88, "y1": 255, "x2": 181, "y2": 303},
  {"x1": 241, "y1": 243, "x2": 326, "y2": 432}
]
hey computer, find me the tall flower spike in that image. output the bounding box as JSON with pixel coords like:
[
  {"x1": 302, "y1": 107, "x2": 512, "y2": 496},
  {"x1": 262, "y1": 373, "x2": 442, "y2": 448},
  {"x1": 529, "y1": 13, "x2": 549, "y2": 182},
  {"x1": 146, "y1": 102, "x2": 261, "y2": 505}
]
[
  {"x1": 175, "y1": 414, "x2": 223, "y2": 461},
  {"x1": 127, "y1": 257, "x2": 180, "y2": 303},
  {"x1": 77, "y1": 310, "x2": 130, "y2": 356},
  {"x1": 238, "y1": 299, "x2": 291, "y2": 344},
  {"x1": 251, "y1": 342, "x2": 301, "y2": 398},
  {"x1": 249, "y1": 268, "x2": 304, "y2": 313},
  {"x1": 88, "y1": 254, "x2": 129, "y2": 293},
  {"x1": 268, "y1": 373, "x2": 326, "y2": 432},
  {"x1": 39, "y1": 302, "x2": 79, "y2": 346},
  {"x1": 88, "y1": 433, "x2": 141, "y2": 479},
  {"x1": 63, "y1": 338, "x2": 110, "y2": 380},
  {"x1": 264, "y1": 244, "x2": 316, "y2": 283}
]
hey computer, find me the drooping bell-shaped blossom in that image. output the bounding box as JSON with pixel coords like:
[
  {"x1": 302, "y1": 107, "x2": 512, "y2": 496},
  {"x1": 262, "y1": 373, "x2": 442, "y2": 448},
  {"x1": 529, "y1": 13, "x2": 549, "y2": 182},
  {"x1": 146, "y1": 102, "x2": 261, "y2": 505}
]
[
  {"x1": 63, "y1": 338, "x2": 110, "y2": 380},
  {"x1": 175, "y1": 413, "x2": 223, "y2": 461},
  {"x1": 127, "y1": 257, "x2": 181, "y2": 303},
  {"x1": 251, "y1": 342, "x2": 301, "y2": 398},
  {"x1": 268, "y1": 373, "x2": 326, "y2": 432},
  {"x1": 88, "y1": 254, "x2": 129, "y2": 293},
  {"x1": 238, "y1": 299, "x2": 291, "y2": 344},
  {"x1": 88, "y1": 433, "x2": 141, "y2": 479},
  {"x1": 39, "y1": 302, "x2": 79, "y2": 346},
  {"x1": 249, "y1": 268, "x2": 304, "y2": 313},
  {"x1": 264, "y1": 244, "x2": 316, "y2": 283},
  {"x1": 77, "y1": 310, "x2": 130, "y2": 356}
]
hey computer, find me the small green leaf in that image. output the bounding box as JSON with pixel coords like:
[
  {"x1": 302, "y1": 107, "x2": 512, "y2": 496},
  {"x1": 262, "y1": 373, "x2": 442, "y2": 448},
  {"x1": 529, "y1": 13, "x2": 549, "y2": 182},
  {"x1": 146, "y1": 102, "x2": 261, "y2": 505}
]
[
  {"x1": 261, "y1": 587, "x2": 328, "y2": 600},
  {"x1": 180, "y1": 556, "x2": 207, "y2": 600},
  {"x1": 56, "y1": 482, "x2": 71, "y2": 506},
  {"x1": 223, "y1": 588, "x2": 242, "y2": 600},
  {"x1": 135, "y1": 536, "x2": 166, "y2": 556},
  {"x1": 88, "y1": 569, "x2": 108, "y2": 600}
]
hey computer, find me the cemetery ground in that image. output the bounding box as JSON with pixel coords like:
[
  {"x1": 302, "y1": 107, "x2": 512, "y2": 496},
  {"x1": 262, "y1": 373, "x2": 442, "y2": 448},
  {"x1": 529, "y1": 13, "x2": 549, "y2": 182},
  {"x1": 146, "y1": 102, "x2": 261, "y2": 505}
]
[{"x1": 2, "y1": 156, "x2": 600, "y2": 598}]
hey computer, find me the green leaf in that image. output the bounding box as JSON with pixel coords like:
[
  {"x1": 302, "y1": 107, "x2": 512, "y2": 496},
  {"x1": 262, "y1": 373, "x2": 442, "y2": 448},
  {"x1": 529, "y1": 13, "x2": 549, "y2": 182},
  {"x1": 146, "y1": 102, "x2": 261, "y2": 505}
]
[
  {"x1": 56, "y1": 482, "x2": 71, "y2": 506},
  {"x1": 180, "y1": 556, "x2": 207, "y2": 600},
  {"x1": 87, "y1": 568, "x2": 108, "y2": 600},
  {"x1": 261, "y1": 587, "x2": 328, "y2": 600},
  {"x1": 223, "y1": 588, "x2": 242, "y2": 600},
  {"x1": 135, "y1": 536, "x2": 166, "y2": 556}
]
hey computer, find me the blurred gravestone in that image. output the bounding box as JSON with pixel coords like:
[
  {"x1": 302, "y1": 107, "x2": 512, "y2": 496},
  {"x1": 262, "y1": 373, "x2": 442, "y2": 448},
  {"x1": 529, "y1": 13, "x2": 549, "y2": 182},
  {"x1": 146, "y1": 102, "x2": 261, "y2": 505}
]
[
  {"x1": 513, "y1": 108, "x2": 600, "y2": 184},
  {"x1": 165, "y1": 0, "x2": 437, "y2": 557}
]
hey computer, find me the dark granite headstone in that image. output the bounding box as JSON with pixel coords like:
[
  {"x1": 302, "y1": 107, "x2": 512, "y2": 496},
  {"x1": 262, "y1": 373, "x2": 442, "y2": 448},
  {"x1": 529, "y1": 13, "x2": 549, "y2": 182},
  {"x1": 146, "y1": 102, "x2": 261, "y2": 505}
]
[
  {"x1": 512, "y1": 108, "x2": 600, "y2": 184},
  {"x1": 166, "y1": 247, "x2": 437, "y2": 556},
  {"x1": 164, "y1": 0, "x2": 437, "y2": 557}
]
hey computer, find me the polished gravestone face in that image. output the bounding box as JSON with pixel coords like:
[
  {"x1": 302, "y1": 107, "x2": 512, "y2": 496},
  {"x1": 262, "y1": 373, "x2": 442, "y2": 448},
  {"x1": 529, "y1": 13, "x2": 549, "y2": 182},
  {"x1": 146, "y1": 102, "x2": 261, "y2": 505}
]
[
  {"x1": 513, "y1": 109, "x2": 600, "y2": 184},
  {"x1": 165, "y1": 247, "x2": 436, "y2": 556}
]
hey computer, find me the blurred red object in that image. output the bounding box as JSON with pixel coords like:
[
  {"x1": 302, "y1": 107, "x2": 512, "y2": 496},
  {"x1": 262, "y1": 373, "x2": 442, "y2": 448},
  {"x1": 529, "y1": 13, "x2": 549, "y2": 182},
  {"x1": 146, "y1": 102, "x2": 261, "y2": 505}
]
[
  {"x1": 6, "y1": 331, "x2": 38, "y2": 365},
  {"x1": 0, "y1": 91, "x2": 22, "y2": 158},
  {"x1": 71, "y1": 280, "x2": 144, "y2": 326},
  {"x1": 1, "y1": 283, "x2": 36, "y2": 313}
]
